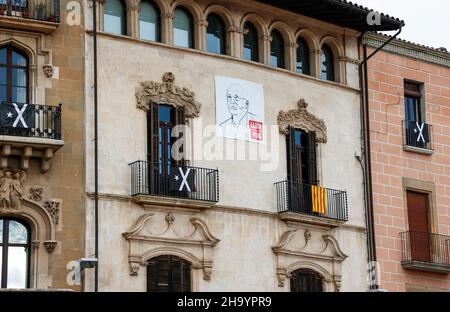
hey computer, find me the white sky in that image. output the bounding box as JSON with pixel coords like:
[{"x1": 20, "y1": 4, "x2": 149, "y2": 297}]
[{"x1": 354, "y1": 0, "x2": 450, "y2": 50}]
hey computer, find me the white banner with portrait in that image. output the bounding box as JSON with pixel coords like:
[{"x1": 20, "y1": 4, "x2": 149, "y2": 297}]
[{"x1": 215, "y1": 76, "x2": 265, "y2": 143}]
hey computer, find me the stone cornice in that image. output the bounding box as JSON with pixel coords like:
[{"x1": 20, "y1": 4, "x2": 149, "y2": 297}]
[{"x1": 363, "y1": 33, "x2": 450, "y2": 68}]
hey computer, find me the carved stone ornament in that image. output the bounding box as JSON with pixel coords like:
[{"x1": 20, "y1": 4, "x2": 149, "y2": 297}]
[
  {"x1": 123, "y1": 213, "x2": 220, "y2": 280},
  {"x1": 136, "y1": 72, "x2": 201, "y2": 118},
  {"x1": 43, "y1": 240, "x2": 58, "y2": 253},
  {"x1": 42, "y1": 64, "x2": 54, "y2": 78},
  {"x1": 278, "y1": 99, "x2": 328, "y2": 143},
  {"x1": 272, "y1": 230, "x2": 347, "y2": 291},
  {"x1": 29, "y1": 186, "x2": 43, "y2": 202},
  {"x1": 0, "y1": 169, "x2": 25, "y2": 211},
  {"x1": 43, "y1": 200, "x2": 61, "y2": 225}
]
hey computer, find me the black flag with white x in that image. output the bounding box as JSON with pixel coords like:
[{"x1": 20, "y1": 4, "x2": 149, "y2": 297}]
[
  {"x1": 0, "y1": 102, "x2": 35, "y2": 129},
  {"x1": 412, "y1": 121, "x2": 429, "y2": 144},
  {"x1": 170, "y1": 167, "x2": 197, "y2": 192}
]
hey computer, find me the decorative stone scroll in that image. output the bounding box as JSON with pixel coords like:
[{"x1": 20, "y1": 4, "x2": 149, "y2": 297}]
[
  {"x1": 123, "y1": 213, "x2": 220, "y2": 281},
  {"x1": 135, "y1": 72, "x2": 201, "y2": 118},
  {"x1": 278, "y1": 99, "x2": 328, "y2": 143},
  {"x1": 272, "y1": 229, "x2": 347, "y2": 291}
]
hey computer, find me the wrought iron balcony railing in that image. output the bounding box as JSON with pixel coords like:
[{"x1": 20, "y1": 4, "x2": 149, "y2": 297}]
[
  {"x1": 400, "y1": 231, "x2": 450, "y2": 268},
  {"x1": 130, "y1": 160, "x2": 219, "y2": 203},
  {"x1": 403, "y1": 120, "x2": 433, "y2": 151},
  {"x1": 275, "y1": 180, "x2": 348, "y2": 222},
  {"x1": 0, "y1": 0, "x2": 60, "y2": 22},
  {"x1": 0, "y1": 102, "x2": 62, "y2": 140}
]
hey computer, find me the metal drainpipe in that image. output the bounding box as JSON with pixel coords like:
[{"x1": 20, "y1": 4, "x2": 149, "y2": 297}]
[
  {"x1": 359, "y1": 26, "x2": 402, "y2": 291},
  {"x1": 93, "y1": 0, "x2": 99, "y2": 293}
]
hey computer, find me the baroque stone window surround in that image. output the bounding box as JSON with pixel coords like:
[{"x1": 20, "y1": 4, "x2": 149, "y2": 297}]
[
  {"x1": 122, "y1": 212, "x2": 220, "y2": 287},
  {"x1": 278, "y1": 99, "x2": 327, "y2": 184},
  {"x1": 135, "y1": 72, "x2": 201, "y2": 119},
  {"x1": 95, "y1": 0, "x2": 353, "y2": 84},
  {"x1": 0, "y1": 169, "x2": 61, "y2": 289},
  {"x1": 272, "y1": 229, "x2": 348, "y2": 292}
]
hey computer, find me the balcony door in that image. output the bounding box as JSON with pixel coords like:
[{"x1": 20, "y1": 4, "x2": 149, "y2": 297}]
[
  {"x1": 286, "y1": 127, "x2": 316, "y2": 213},
  {"x1": 147, "y1": 103, "x2": 185, "y2": 195},
  {"x1": 406, "y1": 191, "x2": 431, "y2": 263}
]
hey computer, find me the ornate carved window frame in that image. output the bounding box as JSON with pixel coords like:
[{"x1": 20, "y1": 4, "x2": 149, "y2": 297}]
[
  {"x1": 278, "y1": 99, "x2": 327, "y2": 143},
  {"x1": 272, "y1": 229, "x2": 347, "y2": 292},
  {"x1": 135, "y1": 72, "x2": 201, "y2": 119},
  {"x1": 0, "y1": 169, "x2": 60, "y2": 289},
  {"x1": 123, "y1": 212, "x2": 220, "y2": 291}
]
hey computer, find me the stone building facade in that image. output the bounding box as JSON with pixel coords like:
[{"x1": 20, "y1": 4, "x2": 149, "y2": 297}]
[
  {"x1": 363, "y1": 33, "x2": 450, "y2": 291},
  {"x1": 0, "y1": 1, "x2": 85, "y2": 290},
  {"x1": 81, "y1": 0, "x2": 402, "y2": 292}
]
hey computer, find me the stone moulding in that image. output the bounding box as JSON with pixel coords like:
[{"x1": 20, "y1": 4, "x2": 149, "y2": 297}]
[
  {"x1": 123, "y1": 213, "x2": 220, "y2": 281},
  {"x1": 278, "y1": 99, "x2": 328, "y2": 143},
  {"x1": 272, "y1": 230, "x2": 347, "y2": 291},
  {"x1": 135, "y1": 72, "x2": 201, "y2": 118}
]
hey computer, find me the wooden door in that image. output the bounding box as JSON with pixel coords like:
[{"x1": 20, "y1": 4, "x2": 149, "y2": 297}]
[{"x1": 407, "y1": 191, "x2": 431, "y2": 262}]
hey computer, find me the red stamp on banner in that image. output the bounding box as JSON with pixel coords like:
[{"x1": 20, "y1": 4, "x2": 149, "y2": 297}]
[{"x1": 249, "y1": 120, "x2": 263, "y2": 141}]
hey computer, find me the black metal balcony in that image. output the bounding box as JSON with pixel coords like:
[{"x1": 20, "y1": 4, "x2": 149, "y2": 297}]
[
  {"x1": 403, "y1": 120, "x2": 433, "y2": 151},
  {"x1": 400, "y1": 231, "x2": 450, "y2": 274},
  {"x1": 275, "y1": 180, "x2": 348, "y2": 222},
  {"x1": 0, "y1": 102, "x2": 62, "y2": 140},
  {"x1": 130, "y1": 160, "x2": 219, "y2": 203},
  {"x1": 0, "y1": 0, "x2": 60, "y2": 22}
]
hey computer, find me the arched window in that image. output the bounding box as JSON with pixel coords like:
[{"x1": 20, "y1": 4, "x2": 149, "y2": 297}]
[
  {"x1": 147, "y1": 255, "x2": 191, "y2": 292},
  {"x1": 173, "y1": 7, "x2": 194, "y2": 49},
  {"x1": 296, "y1": 37, "x2": 310, "y2": 75},
  {"x1": 0, "y1": 219, "x2": 31, "y2": 289},
  {"x1": 140, "y1": 0, "x2": 161, "y2": 42},
  {"x1": 206, "y1": 13, "x2": 226, "y2": 55},
  {"x1": 270, "y1": 30, "x2": 285, "y2": 69},
  {"x1": 290, "y1": 269, "x2": 323, "y2": 292},
  {"x1": 243, "y1": 22, "x2": 258, "y2": 62},
  {"x1": 321, "y1": 44, "x2": 335, "y2": 81},
  {"x1": 104, "y1": 0, "x2": 127, "y2": 35},
  {"x1": 0, "y1": 46, "x2": 28, "y2": 104}
]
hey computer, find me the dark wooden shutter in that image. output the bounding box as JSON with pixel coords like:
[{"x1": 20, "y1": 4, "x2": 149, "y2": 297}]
[
  {"x1": 307, "y1": 131, "x2": 318, "y2": 185},
  {"x1": 407, "y1": 191, "x2": 431, "y2": 262},
  {"x1": 286, "y1": 126, "x2": 297, "y2": 183},
  {"x1": 147, "y1": 256, "x2": 191, "y2": 292},
  {"x1": 147, "y1": 102, "x2": 160, "y2": 164},
  {"x1": 290, "y1": 269, "x2": 323, "y2": 292},
  {"x1": 147, "y1": 103, "x2": 160, "y2": 195}
]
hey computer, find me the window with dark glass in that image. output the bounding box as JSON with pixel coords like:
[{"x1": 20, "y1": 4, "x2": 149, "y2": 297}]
[
  {"x1": 290, "y1": 269, "x2": 323, "y2": 292},
  {"x1": 321, "y1": 45, "x2": 334, "y2": 81},
  {"x1": 270, "y1": 30, "x2": 285, "y2": 68},
  {"x1": 206, "y1": 13, "x2": 226, "y2": 55},
  {"x1": 147, "y1": 255, "x2": 191, "y2": 292},
  {"x1": 0, "y1": 46, "x2": 28, "y2": 104},
  {"x1": 296, "y1": 37, "x2": 310, "y2": 75},
  {"x1": 104, "y1": 0, "x2": 126, "y2": 35},
  {"x1": 404, "y1": 82, "x2": 423, "y2": 124},
  {"x1": 404, "y1": 82, "x2": 429, "y2": 149},
  {"x1": 139, "y1": 0, "x2": 160, "y2": 42},
  {"x1": 1, "y1": 219, "x2": 31, "y2": 289},
  {"x1": 147, "y1": 103, "x2": 185, "y2": 195},
  {"x1": 287, "y1": 127, "x2": 317, "y2": 185},
  {"x1": 173, "y1": 7, "x2": 194, "y2": 48},
  {"x1": 243, "y1": 22, "x2": 258, "y2": 62}
]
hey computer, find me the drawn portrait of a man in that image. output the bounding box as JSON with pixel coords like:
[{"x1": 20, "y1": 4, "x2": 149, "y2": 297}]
[
  {"x1": 215, "y1": 76, "x2": 265, "y2": 143},
  {"x1": 220, "y1": 84, "x2": 257, "y2": 127}
]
